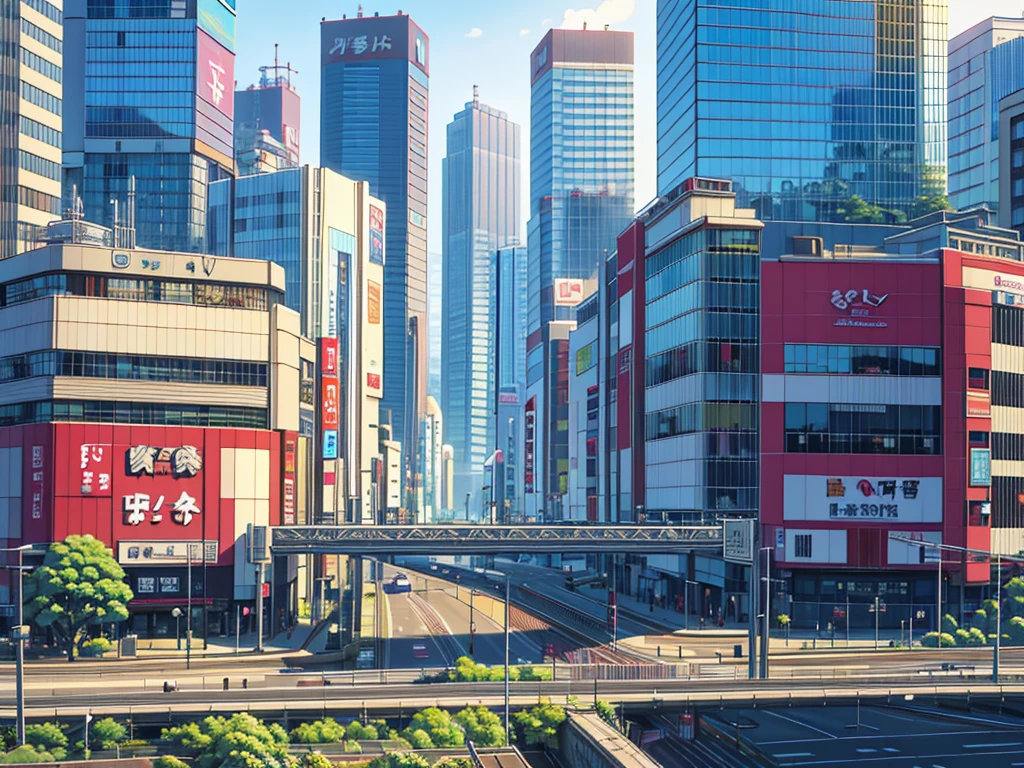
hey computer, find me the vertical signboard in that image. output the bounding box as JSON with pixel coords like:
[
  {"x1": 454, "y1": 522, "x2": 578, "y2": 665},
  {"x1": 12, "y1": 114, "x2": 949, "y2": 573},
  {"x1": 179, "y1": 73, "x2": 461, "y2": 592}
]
[
  {"x1": 319, "y1": 338, "x2": 340, "y2": 461},
  {"x1": 970, "y1": 448, "x2": 992, "y2": 487},
  {"x1": 524, "y1": 397, "x2": 536, "y2": 494},
  {"x1": 196, "y1": 29, "x2": 235, "y2": 120},
  {"x1": 283, "y1": 433, "x2": 297, "y2": 525},
  {"x1": 197, "y1": 0, "x2": 236, "y2": 53},
  {"x1": 369, "y1": 205, "x2": 384, "y2": 265}
]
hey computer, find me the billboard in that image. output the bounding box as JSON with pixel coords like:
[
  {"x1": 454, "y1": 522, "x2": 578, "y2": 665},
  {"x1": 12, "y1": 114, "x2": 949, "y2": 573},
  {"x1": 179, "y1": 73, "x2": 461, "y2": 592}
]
[
  {"x1": 783, "y1": 475, "x2": 942, "y2": 524},
  {"x1": 196, "y1": 29, "x2": 235, "y2": 120},
  {"x1": 282, "y1": 87, "x2": 301, "y2": 163},
  {"x1": 553, "y1": 278, "x2": 585, "y2": 307},
  {"x1": 970, "y1": 448, "x2": 991, "y2": 487},
  {"x1": 369, "y1": 205, "x2": 385, "y2": 265},
  {"x1": 321, "y1": 16, "x2": 428, "y2": 76},
  {"x1": 365, "y1": 275, "x2": 384, "y2": 398},
  {"x1": 367, "y1": 280, "x2": 381, "y2": 325},
  {"x1": 321, "y1": 376, "x2": 340, "y2": 430},
  {"x1": 320, "y1": 338, "x2": 339, "y2": 375},
  {"x1": 283, "y1": 433, "x2": 297, "y2": 525},
  {"x1": 575, "y1": 342, "x2": 596, "y2": 374},
  {"x1": 197, "y1": 0, "x2": 235, "y2": 53}
]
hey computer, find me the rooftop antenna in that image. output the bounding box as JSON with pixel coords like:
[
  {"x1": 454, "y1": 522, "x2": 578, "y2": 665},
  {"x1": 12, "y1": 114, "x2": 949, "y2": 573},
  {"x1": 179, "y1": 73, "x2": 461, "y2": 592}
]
[
  {"x1": 583, "y1": 20, "x2": 587, "y2": 30},
  {"x1": 259, "y1": 43, "x2": 298, "y2": 89},
  {"x1": 473, "y1": 84, "x2": 479, "y2": 107},
  {"x1": 126, "y1": 175, "x2": 137, "y2": 249},
  {"x1": 357, "y1": 4, "x2": 364, "y2": 17}
]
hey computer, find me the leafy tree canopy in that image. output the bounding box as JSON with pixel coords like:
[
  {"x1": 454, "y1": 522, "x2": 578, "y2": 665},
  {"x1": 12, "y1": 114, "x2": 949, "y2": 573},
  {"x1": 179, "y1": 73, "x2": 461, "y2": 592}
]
[
  {"x1": 24, "y1": 535, "x2": 132, "y2": 662},
  {"x1": 454, "y1": 706, "x2": 505, "y2": 747},
  {"x1": 400, "y1": 708, "x2": 464, "y2": 748},
  {"x1": 514, "y1": 698, "x2": 566, "y2": 750},
  {"x1": 161, "y1": 713, "x2": 292, "y2": 768}
]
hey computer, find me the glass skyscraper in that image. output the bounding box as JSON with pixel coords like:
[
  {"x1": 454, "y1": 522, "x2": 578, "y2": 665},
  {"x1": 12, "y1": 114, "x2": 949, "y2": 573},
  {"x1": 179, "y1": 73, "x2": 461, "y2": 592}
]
[
  {"x1": 1, "y1": 0, "x2": 64, "y2": 259},
  {"x1": 657, "y1": 0, "x2": 948, "y2": 222},
  {"x1": 62, "y1": 0, "x2": 236, "y2": 253},
  {"x1": 527, "y1": 28, "x2": 634, "y2": 334},
  {"x1": 949, "y1": 17, "x2": 1024, "y2": 213},
  {"x1": 442, "y1": 91, "x2": 521, "y2": 502},
  {"x1": 320, "y1": 12, "x2": 429, "y2": 502}
]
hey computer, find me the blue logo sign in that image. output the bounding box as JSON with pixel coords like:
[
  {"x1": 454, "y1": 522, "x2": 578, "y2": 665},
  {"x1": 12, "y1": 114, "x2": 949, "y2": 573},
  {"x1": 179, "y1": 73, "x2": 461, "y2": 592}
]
[
  {"x1": 970, "y1": 448, "x2": 991, "y2": 487},
  {"x1": 112, "y1": 252, "x2": 131, "y2": 269},
  {"x1": 323, "y1": 430, "x2": 339, "y2": 460}
]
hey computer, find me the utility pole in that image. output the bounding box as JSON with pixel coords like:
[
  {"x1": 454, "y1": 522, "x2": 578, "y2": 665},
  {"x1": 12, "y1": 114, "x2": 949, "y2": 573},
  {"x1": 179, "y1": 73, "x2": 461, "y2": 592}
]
[
  {"x1": 186, "y1": 543, "x2": 192, "y2": 670},
  {"x1": 747, "y1": 527, "x2": 759, "y2": 680},
  {"x1": 937, "y1": 553, "x2": 942, "y2": 636},
  {"x1": 256, "y1": 562, "x2": 265, "y2": 653},
  {"x1": 994, "y1": 553, "x2": 1001, "y2": 683},
  {"x1": 873, "y1": 596, "x2": 880, "y2": 651},
  {"x1": 760, "y1": 547, "x2": 772, "y2": 680},
  {"x1": 504, "y1": 574, "x2": 511, "y2": 747}
]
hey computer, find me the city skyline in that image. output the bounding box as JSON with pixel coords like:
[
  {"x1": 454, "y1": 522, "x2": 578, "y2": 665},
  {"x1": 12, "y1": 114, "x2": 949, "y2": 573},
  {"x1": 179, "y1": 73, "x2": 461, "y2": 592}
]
[{"x1": 235, "y1": 0, "x2": 1006, "y2": 255}]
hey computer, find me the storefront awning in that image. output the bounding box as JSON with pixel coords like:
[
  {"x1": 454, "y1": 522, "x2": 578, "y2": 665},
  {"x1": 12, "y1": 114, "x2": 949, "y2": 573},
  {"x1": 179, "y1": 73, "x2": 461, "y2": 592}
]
[{"x1": 128, "y1": 598, "x2": 214, "y2": 609}]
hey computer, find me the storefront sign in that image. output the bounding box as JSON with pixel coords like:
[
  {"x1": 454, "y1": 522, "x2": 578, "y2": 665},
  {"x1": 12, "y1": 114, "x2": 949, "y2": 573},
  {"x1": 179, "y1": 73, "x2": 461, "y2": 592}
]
[
  {"x1": 370, "y1": 206, "x2": 384, "y2": 265},
  {"x1": 724, "y1": 519, "x2": 754, "y2": 563},
  {"x1": 320, "y1": 338, "x2": 338, "y2": 376},
  {"x1": 283, "y1": 433, "x2": 297, "y2": 525},
  {"x1": 118, "y1": 540, "x2": 218, "y2": 566},
  {"x1": 368, "y1": 281, "x2": 381, "y2": 324},
  {"x1": 553, "y1": 278, "x2": 585, "y2": 307},
  {"x1": 323, "y1": 430, "x2": 339, "y2": 460},
  {"x1": 967, "y1": 390, "x2": 991, "y2": 417},
  {"x1": 321, "y1": 376, "x2": 339, "y2": 430},
  {"x1": 78, "y1": 444, "x2": 111, "y2": 496},
  {"x1": 830, "y1": 288, "x2": 889, "y2": 328},
  {"x1": 970, "y1": 448, "x2": 992, "y2": 487},
  {"x1": 30, "y1": 446, "x2": 43, "y2": 520},
  {"x1": 524, "y1": 399, "x2": 536, "y2": 494},
  {"x1": 576, "y1": 342, "x2": 596, "y2": 374},
  {"x1": 784, "y1": 475, "x2": 942, "y2": 524},
  {"x1": 120, "y1": 445, "x2": 203, "y2": 527}
]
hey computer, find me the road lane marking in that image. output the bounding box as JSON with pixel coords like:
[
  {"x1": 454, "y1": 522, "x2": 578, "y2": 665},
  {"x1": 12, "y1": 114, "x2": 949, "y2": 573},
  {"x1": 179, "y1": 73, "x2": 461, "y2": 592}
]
[
  {"x1": 778, "y1": 748, "x2": 1024, "y2": 766},
  {"x1": 856, "y1": 748, "x2": 877, "y2": 753},
  {"x1": 882, "y1": 748, "x2": 900, "y2": 753},
  {"x1": 963, "y1": 743, "x2": 1022, "y2": 749},
  {"x1": 764, "y1": 710, "x2": 837, "y2": 739},
  {"x1": 774, "y1": 753, "x2": 814, "y2": 759}
]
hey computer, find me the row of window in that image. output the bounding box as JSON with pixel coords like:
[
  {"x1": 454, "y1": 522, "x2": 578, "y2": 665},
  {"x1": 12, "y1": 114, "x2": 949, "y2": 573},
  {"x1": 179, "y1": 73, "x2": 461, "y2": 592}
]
[
  {"x1": 784, "y1": 403, "x2": 941, "y2": 455},
  {"x1": 19, "y1": 150, "x2": 61, "y2": 182},
  {"x1": 646, "y1": 341, "x2": 759, "y2": 387},
  {"x1": 20, "y1": 115, "x2": 61, "y2": 149},
  {"x1": 783, "y1": 344, "x2": 941, "y2": 376},
  {"x1": 1, "y1": 272, "x2": 277, "y2": 312},
  {"x1": 991, "y1": 370, "x2": 1024, "y2": 409},
  {"x1": 14, "y1": 185, "x2": 60, "y2": 215},
  {"x1": 993, "y1": 306, "x2": 1024, "y2": 348},
  {"x1": 21, "y1": 17, "x2": 62, "y2": 53},
  {"x1": 21, "y1": 81, "x2": 61, "y2": 116},
  {"x1": 86, "y1": 2, "x2": 188, "y2": 20},
  {"x1": 21, "y1": 47, "x2": 62, "y2": 83},
  {"x1": 0, "y1": 350, "x2": 268, "y2": 388},
  {"x1": 0, "y1": 400, "x2": 266, "y2": 429},
  {"x1": 24, "y1": 0, "x2": 62, "y2": 24},
  {"x1": 646, "y1": 402, "x2": 758, "y2": 441}
]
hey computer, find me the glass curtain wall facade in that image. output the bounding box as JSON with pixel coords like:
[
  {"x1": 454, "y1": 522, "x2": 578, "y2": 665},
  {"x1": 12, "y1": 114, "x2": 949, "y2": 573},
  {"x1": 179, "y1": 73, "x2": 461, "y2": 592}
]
[
  {"x1": 657, "y1": 0, "x2": 948, "y2": 222},
  {"x1": 441, "y1": 95, "x2": 521, "y2": 502},
  {"x1": 320, "y1": 13, "x2": 429, "y2": 505},
  {"x1": 62, "y1": 0, "x2": 236, "y2": 253},
  {"x1": 1, "y1": 0, "x2": 63, "y2": 259},
  {"x1": 527, "y1": 29, "x2": 634, "y2": 334},
  {"x1": 948, "y1": 17, "x2": 1024, "y2": 212}
]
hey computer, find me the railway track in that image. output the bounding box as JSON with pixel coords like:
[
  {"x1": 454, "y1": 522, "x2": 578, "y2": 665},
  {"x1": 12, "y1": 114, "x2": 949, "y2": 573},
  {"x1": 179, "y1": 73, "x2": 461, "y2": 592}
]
[{"x1": 406, "y1": 593, "x2": 462, "y2": 666}]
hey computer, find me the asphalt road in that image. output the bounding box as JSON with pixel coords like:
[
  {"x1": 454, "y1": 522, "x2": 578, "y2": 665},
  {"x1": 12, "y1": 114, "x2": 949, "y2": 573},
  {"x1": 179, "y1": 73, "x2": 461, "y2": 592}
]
[
  {"x1": 382, "y1": 566, "x2": 541, "y2": 668},
  {"x1": 717, "y1": 704, "x2": 1024, "y2": 768}
]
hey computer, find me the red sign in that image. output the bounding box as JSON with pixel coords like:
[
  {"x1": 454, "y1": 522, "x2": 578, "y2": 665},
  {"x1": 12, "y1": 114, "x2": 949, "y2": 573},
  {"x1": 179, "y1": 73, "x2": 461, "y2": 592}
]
[
  {"x1": 367, "y1": 372, "x2": 381, "y2": 391},
  {"x1": 77, "y1": 443, "x2": 112, "y2": 496},
  {"x1": 322, "y1": 376, "x2": 340, "y2": 430},
  {"x1": 967, "y1": 390, "x2": 991, "y2": 418},
  {"x1": 262, "y1": 582, "x2": 270, "y2": 598},
  {"x1": 283, "y1": 433, "x2": 297, "y2": 525},
  {"x1": 320, "y1": 337, "x2": 339, "y2": 376},
  {"x1": 196, "y1": 29, "x2": 235, "y2": 120}
]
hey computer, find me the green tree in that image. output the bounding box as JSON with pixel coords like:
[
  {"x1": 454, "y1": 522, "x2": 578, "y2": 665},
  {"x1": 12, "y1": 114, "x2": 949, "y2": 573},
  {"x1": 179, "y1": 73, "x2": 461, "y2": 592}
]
[
  {"x1": 290, "y1": 718, "x2": 346, "y2": 744},
  {"x1": 91, "y1": 717, "x2": 127, "y2": 749},
  {"x1": 434, "y1": 759, "x2": 473, "y2": 768},
  {"x1": 837, "y1": 195, "x2": 903, "y2": 225},
  {"x1": 367, "y1": 754, "x2": 430, "y2": 768},
  {"x1": 400, "y1": 708, "x2": 463, "y2": 748},
  {"x1": 941, "y1": 614, "x2": 959, "y2": 635},
  {"x1": 910, "y1": 194, "x2": 950, "y2": 219},
  {"x1": 1007, "y1": 577, "x2": 1024, "y2": 600},
  {"x1": 0, "y1": 727, "x2": 15, "y2": 753},
  {"x1": 153, "y1": 757, "x2": 190, "y2": 768},
  {"x1": 514, "y1": 698, "x2": 566, "y2": 750},
  {"x1": 454, "y1": 706, "x2": 505, "y2": 747},
  {"x1": 2, "y1": 745, "x2": 55, "y2": 764},
  {"x1": 24, "y1": 723, "x2": 67, "y2": 761},
  {"x1": 921, "y1": 631, "x2": 956, "y2": 648},
  {"x1": 297, "y1": 750, "x2": 334, "y2": 768},
  {"x1": 345, "y1": 721, "x2": 379, "y2": 741},
  {"x1": 161, "y1": 713, "x2": 293, "y2": 768},
  {"x1": 595, "y1": 701, "x2": 617, "y2": 728},
  {"x1": 1006, "y1": 615, "x2": 1024, "y2": 646},
  {"x1": 401, "y1": 729, "x2": 433, "y2": 749},
  {"x1": 23, "y1": 535, "x2": 132, "y2": 662}
]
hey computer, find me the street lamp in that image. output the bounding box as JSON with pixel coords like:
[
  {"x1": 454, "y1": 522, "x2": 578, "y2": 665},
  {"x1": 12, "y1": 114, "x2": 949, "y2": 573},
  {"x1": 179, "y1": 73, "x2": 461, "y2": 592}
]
[
  {"x1": 3, "y1": 544, "x2": 37, "y2": 747},
  {"x1": 759, "y1": 546, "x2": 772, "y2": 680},
  {"x1": 486, "y1": 569, "x2": 513, "y2": 746},
  {"x1": 172, "y1": 607, "x2": 183, "y2": 651}
]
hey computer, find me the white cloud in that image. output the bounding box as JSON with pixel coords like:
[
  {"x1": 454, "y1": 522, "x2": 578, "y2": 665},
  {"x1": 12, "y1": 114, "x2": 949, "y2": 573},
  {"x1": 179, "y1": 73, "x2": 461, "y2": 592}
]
[
  {"x1": 560, "y1": 0, "x2": 635, "y2": 29},
  {"x1": 541, "y1": 17, "x2": 553, "y2": 27},
  {"x1": 465, "y1": 27, "x2": 483, "y2": 38},
  {"x1": 520, "y1": 28, "x2": 530, "y2": 36}
]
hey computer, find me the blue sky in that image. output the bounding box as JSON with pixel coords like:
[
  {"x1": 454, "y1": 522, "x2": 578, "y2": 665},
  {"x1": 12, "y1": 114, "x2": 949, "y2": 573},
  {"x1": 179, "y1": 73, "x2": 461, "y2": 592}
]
[{"x1": 235, "y1": 0, "x2": 1004, "y2": 254}]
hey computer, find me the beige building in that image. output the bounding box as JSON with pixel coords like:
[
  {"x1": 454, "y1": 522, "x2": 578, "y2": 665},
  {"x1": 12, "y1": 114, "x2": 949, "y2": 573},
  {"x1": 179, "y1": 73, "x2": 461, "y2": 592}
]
[{"x1": 1, "y1": 0, "x2": 64, "y2": 258}]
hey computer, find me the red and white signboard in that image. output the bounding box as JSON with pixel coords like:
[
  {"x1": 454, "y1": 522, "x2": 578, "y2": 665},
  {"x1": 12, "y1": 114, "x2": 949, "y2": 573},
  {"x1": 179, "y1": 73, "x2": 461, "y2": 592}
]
[
  {"x1": 78, "y1": 443, "x2": 112, "y2": 496},
  {"x1": 196, "y1": 29, "x2": 235, "y2": 120},
  {"x1": 322, "y1": 376, "x2": 340, "y2": 430},
  {"x1": 553, "y1": 278, "x2": 585, "y2": 307}
]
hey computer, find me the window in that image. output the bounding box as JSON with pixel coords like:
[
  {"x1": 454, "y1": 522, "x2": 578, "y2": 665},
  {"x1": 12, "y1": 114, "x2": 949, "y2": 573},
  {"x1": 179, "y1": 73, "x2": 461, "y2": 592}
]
[
  {"x1": 19, "y1": 150, "x2": 61, "y2": 181},
  {"x1": 20, "y1": 48, "x2": 62, "y2": 83},
  {"x1": 0, "y1": 400, "x2": 267, "y2": 429},
  {"x1": 24, "y1": 0, "x2": 62, "y2": 23},
  {"x1": 21, "y1": 81, "x2": 62, "y2": 116},
  {"x1": 19, "y1": 116, "x2": 61, "y2": 148},
  {"x1": 968, "y1": 367, "x2": 989, "y2": 390},
  {"x1": 969, "y1": 431, "x2": 990, "y2": 447},
  {"x1": 783, "y1": 344, "x2": 940, "y2": 376},
  {"x1": 16, "y1": 186, "x2": 60, "y2": 214},
  {"x1": 1015, "y1": 150, "x2": 1024, "y2": 169},
  {"x1": 784, "y1": 402, "x2": 941, "y2": 455},
  {"x1": 21, "y1": 18, "x2": 62, "y2": 53},
  {"x1": 794, "y1": 534, "x2": 812, "y2": 558}
]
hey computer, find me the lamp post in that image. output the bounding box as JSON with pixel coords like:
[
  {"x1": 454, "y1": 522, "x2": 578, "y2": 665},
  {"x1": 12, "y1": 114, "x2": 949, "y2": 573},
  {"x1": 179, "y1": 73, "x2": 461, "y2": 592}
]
[
  {"x1": 503, "y1": 573, "x2": 511, "y2": 747},
  {"x1": 994, "y1": 553, "x2": 1001, "y2": 683},
  {"x1": 172, "y1": 607, "x2": 183, "y2": 650},
  {"x1": 3, "y1": 544, "x2": 35, "y2": 747},
  {"x1": 759, "y1": 546, "x2": 772, "y2": 680}
]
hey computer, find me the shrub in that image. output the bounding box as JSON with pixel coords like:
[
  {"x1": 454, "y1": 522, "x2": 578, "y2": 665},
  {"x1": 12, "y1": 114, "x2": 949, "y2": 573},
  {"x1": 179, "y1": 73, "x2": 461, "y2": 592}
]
[
  {"x1": 514, "y1": 698, "x2": 566, "y2": 750},
  {"x1": 153, "y1": 757, "x2": 190, "y2": 768},
  {"x1": 80, "y1": 637, "x2": 113, "y2": 657},
  {"x1": 454, "y1": 706, "x2": 505, "y2": 747},
  {"x1": 921, "y1": 631, "x2": 956, "y2": 648},
  {"x1": 345, "y1": 739, "x2": 362, "y2": 753},
  {"x1": 367, "y1": 754, "x2": 430, "y2": 768},
  {"x1": 290, "y1": 717, "x2": 346, "y2": 744},
  {"x1": 400, "y1": 729, "x2": 433, "y2": 749},
  {"x1": 3, "y1": 745, "x2": 55, "y2": 764},
  {"x1": 595, "y1": 701, "x2": 617, "y2": 728},
  {"x1": 345, "y1": 721, "x2": 379, "y2": 741},
  {"x1": 941, "y1": 614, "x2": 959, "y2": 635},
  {"x1": 91, "y1": 717, "x2": 127, "y2": 749},
  {"x1": 24, "y1": 723, "x2": 67, "y2": 761}
]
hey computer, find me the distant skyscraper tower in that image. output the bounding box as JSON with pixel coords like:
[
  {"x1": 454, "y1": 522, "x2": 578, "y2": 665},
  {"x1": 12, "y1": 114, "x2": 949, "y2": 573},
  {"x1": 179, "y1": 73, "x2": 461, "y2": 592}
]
[
  {"x1": 62, "y1": 0, "x2": 236, "y2": 253},
  {"x1": 1, "y1": 0, "x2": 63, "y2": 259},
  {"x1": 657, "y1": 0, "x2": 948, "y2": 221},
  {"x1": 525, "y1": 27, "x2": 634, "y2": 521},
  {"x1": 320, "y1": 11, "x2": 429, "y2": 506},
  {"x1": 442, "y1": 87, "x2": 521, "y2": 503},
  {"x1": 427, "y1": 250, "x2": 442, "y2": 401},
  {"x1": 235, "y1": 47, "x2": 301, "y2": 176},
  {"x1": 949, "y1": 17, "x2": 1024, "y2": 213}
]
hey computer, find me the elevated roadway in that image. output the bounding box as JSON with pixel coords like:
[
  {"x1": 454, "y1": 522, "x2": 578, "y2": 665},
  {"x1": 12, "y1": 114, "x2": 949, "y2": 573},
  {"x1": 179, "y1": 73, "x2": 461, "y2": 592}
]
[{"x1": 271, "y1": 524, "x2": 722, "y2": 556}]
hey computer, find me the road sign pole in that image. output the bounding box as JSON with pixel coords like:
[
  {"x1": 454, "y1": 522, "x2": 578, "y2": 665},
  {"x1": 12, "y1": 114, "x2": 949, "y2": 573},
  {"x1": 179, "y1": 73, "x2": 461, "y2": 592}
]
[
  {"x1": 256, "y1": 562, "x2": 265, "y2": 653},
  {"x1": 16, "y1": 551, "x2": 25, "y2": 746},
  {"x1": 874, "y1": 596, "x2": 879, "y2": 651},
  {"x1": 994, "y1": 553, "x2": 1001, "y2": 683},
  {"x1": 748, "y1": 536, "x2": 759, "y2": 680},
  {"x1": 504, "y1": 574, "x2": 510, "y2": 747},
  {"x1": 936, "y1": 554, "x2": 942, "y2": 636}
]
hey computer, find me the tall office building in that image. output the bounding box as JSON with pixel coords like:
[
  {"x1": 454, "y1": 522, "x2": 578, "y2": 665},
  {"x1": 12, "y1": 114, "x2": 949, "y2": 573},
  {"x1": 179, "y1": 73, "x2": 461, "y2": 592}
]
[
  {"x1": 525, "y1": 28, "x2": 634, "y2": 520},
  {"x1": 208, "y1": 166, "x2": 386, "y2": 523},
  {"x1": 419, "y1": 396, "x2": 443, "y2": 523},
  {"x1": 442, "y1": 89, "x2": 521, "y2": 502},
  {"x1": 949, "y1": 17, "x2": 1024, "y2": 213},
  {"x1": 657, "y1": 0, "x2": 948, "y2": 221},
  {"x1": 494, "y1": 245, "x2": 528, "y2": 523},
  {"x1": 427, "y1": 250, "x2": 442, "y2": 400},
  {"x1": 1, "y1": 0, "x2": 63, "y2": 259},
  {"x1": 235, "y1": 54, "x2": 301, "y2": 177},
  {"x1": 62, "y1": 0, "x2": 236, "y2": 253},
  {"x1": 320, "y1": 11, "x2": 429, "y2": 510}
]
